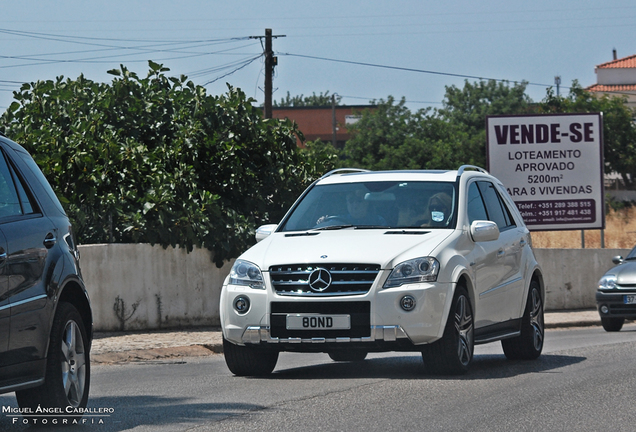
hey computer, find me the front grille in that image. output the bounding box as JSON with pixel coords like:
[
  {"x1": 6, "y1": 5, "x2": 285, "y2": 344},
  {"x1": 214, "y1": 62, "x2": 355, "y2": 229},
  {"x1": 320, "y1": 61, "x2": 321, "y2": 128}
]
[
  {"x1": 269, "y1": 263, "x2": 380, "y2": 296},
  {"x1": 270, "y1": 301, "x2": 371, "y2": 338}
]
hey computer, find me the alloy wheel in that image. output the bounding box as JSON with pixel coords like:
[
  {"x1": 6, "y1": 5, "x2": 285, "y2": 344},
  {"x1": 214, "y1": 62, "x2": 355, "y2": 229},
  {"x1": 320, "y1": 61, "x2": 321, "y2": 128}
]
[{"x1": 61, "y1": 320, "x2": 87, "y2": 408}]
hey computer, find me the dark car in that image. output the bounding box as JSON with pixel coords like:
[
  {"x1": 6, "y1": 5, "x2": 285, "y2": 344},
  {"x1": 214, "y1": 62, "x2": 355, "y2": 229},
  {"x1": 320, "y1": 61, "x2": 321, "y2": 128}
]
[
  {"x1": 0, "y1": 132, "x2": 92, "y2": 416},
  {"x1": 596, "y1": 246, "x2": 636, "y2": 331}
]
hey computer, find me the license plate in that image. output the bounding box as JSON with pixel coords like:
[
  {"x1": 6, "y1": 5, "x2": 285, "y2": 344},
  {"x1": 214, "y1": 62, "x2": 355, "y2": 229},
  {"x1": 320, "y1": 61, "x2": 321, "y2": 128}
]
[
  {"x1": 286, "y1": 314, "x2": 350, "y2": 330},
  {"x1": 624, "y1": 295, "x2": 636, "y2": 305}
]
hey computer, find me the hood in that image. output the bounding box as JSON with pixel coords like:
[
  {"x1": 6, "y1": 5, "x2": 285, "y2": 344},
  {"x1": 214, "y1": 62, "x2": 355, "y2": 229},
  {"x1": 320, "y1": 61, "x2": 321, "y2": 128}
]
[
  {"x1": 240, "y1": 229, "x2": 453, "y2": 270},
  {"x1": 614, "y1": 261, "x2": 636, "y2": 284}
]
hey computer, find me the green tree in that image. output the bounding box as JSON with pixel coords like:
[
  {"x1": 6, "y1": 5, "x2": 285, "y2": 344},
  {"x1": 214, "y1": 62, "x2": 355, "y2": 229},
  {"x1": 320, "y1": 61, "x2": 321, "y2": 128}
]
[
  {"x1": 273, "y1": 91, "x2": 341, "y2": 107},
  {"x1": 436, "y1": 80, "x2": 532, "y2": 167},
  {"x1": 342, "y1": 81, "x2": 531, "y2": 170},
  {"x1": 537, "y1": 81, "x2": 636, "y2": 189},
  {"x1": 0, "y1": 62, "x2": 321, "y2": 265}
]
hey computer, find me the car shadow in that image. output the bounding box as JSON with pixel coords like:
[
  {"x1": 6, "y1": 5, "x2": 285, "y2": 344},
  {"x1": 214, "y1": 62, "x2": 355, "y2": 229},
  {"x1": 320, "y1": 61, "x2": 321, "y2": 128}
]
[
  {"x1": 0, "y1": 395, "x2": 267, "y2": 432},
  {"x1": 263, "y1": 352, "x2": 586, "y2": 380}
]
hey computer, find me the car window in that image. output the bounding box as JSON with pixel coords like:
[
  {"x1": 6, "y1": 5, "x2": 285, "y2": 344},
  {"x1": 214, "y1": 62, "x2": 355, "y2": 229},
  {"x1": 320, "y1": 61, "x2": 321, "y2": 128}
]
[
  {"x1": 0, "y1": 151, "x2": 38, "y2": 219},
  {"x1": 467, "y1": 182, "x2": 488, "y2": 224},
  {"x1": 476, "y1": 181, "x2": 516, "y2": 231}
]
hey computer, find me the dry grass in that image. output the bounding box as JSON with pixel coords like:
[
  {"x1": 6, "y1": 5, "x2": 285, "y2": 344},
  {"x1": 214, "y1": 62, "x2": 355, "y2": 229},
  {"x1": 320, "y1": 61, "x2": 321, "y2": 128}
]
[{"x1": 530, "y1": 207, "x2": 636, "y2": 249}]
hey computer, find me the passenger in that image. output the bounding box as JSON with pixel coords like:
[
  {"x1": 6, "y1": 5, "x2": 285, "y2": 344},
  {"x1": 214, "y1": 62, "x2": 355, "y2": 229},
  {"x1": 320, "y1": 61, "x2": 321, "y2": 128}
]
[
  {"x1": 426, "y1": 192, "x2": 452, "y2": 227},
  {"x1": 397, "y1": 193, "x2": 428, "y2": 227}
]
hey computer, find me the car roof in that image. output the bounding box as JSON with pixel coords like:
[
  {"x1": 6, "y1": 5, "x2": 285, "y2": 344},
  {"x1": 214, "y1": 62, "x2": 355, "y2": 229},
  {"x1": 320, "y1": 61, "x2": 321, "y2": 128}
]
[{"x1": 316, "y1": 166, "x2": 491, "y2": 185}]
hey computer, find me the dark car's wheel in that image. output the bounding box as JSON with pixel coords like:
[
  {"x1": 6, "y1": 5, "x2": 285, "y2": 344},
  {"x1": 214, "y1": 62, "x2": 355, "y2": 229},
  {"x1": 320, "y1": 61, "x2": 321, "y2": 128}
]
[
  {"x1": 501, "y1": 280, "x2": 544, "y2": 360},
  {"x1": 422, "y1": 285, "x2": 474, "y2": 375},
  {"x1": 328, "y1": 351, "x2": 368, "y2": 362},
  {"x1": 601, "y1": 316, "x2": 624, "y2": 332},
  {"x1": 16, "y1": 302, "x2": 90, "y2": 416},
  {"x1": 223, "y1": 337, "x2": 279, "y2": 376}
]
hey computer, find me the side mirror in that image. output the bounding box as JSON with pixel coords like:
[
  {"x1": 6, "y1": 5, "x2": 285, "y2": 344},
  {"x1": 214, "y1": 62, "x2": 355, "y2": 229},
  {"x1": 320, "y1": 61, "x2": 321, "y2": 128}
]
[
  {"x1": 470, "y1": 220, "x2": 500, "y2": 242},
  {"x1": 255, "y1": 224, "x2": 277, "y2": 242},
  {"x1": 612, "y1": 256, "x2": 624, "y2": 265}
]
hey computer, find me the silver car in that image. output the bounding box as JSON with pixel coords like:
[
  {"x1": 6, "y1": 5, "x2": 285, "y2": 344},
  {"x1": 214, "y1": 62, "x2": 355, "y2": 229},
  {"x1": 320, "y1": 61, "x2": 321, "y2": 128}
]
[{"x1": 596, "y1": 246, "x2": 636, "y2": 331}]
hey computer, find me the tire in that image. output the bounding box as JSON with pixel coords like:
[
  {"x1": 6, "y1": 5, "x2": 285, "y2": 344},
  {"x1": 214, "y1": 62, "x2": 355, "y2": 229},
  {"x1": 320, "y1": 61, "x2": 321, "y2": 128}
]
[
  {"x1": 328, "y1": 351, "x2": 367, "y2": 362},
  {"x1": 422, "y1": 286, "x2": 474, "y2": 375},
  {"x1": 223, "y1": 337, "x2": 279, "y2": 376},
  {"x1": 502, "y1": 280, "x2": 544, "y2": 360},
  {"x1": 16, "y1": 302, "x2": 90, "y2": 417},
  {"x1": 601, "y1": 316, "x2": 624, "y2": 332}
]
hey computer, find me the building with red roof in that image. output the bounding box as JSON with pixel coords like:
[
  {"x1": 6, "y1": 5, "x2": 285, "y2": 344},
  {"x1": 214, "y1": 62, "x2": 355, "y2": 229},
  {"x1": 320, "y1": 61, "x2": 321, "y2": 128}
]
[{"x1": 587, "y1": 50, "x2": 636, "y2": 108}]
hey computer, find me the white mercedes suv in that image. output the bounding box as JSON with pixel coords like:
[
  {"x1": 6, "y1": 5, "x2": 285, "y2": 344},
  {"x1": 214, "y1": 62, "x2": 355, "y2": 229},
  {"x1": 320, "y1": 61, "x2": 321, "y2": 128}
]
[{"x1": 220, "y1": 166, "x2": 545, "y2": 375}]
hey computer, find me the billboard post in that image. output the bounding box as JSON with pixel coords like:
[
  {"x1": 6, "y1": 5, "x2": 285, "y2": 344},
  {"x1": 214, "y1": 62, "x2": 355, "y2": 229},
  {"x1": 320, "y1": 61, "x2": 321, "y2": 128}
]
[{"x1": 486, "y1": 113, "x2": 604, "y2": 232}]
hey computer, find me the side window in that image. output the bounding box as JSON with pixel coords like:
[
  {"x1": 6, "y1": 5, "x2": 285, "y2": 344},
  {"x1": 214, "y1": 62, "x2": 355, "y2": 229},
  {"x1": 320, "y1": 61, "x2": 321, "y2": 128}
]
[
  {"x1": 11, "y1": 163, "x2": 35, "y2": 214},
  {"x1": 0, "y1": 152, "x2": 37, "y2": 219},
  {"x1": 476, "y1": 181, "x2": 516, "y2": 231},
  {"x1": 467, "y1": 182, "x2": 488, "y2": 224},
  {"x1": 0, "y1": 154, "x2": 23, "y2": 218}
]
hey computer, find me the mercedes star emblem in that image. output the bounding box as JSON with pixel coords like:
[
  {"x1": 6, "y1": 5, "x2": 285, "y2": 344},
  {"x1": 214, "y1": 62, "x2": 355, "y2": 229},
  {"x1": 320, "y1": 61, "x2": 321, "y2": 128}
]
[{"x1": 308, "y1": 268, "x2": 332, "y2": 292}]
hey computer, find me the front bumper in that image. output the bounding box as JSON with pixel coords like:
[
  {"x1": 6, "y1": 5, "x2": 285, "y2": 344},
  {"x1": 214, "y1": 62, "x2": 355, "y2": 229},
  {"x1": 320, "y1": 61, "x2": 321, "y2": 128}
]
[
  {"x1": 220, "y1": 278, "x2": 453, "y2": 350},
  {"x1": 596, "y1": 291, "x2": 636, "y2": 319},
  {"x1": 240, "y1": 325, "x2": 419, "y2": 352}
]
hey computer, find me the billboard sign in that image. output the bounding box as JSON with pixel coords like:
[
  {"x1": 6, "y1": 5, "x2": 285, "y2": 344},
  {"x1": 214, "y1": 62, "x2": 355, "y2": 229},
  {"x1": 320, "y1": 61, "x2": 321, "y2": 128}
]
[{"x1": 486, "y1": 113, "x2": 604, "y2": 231}]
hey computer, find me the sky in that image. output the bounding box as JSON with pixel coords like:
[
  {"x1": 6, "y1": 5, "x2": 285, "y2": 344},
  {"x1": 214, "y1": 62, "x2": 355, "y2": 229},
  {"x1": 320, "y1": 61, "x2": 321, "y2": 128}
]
[{"x1": 1, "y1": 0, "x2": 635, "y2": 113}]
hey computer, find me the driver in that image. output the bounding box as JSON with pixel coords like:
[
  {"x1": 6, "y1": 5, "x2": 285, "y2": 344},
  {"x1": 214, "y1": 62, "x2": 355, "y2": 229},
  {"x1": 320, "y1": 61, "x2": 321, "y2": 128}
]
[{"x1": 316, "y1": 189, "x2": 386, "y2": 227}]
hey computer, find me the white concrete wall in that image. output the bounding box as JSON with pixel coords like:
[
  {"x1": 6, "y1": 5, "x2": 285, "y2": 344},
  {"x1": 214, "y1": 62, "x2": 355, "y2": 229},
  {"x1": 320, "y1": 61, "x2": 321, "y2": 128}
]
[
  {"x1": 79, "y1": 244, "x2": 233, "y2": 331},
  {"x1": 77, "y1": 244, "x2": 629, "y2": 331},
  {"x1": 534, "y1": 248, "x2": 629, "y2": 311}
]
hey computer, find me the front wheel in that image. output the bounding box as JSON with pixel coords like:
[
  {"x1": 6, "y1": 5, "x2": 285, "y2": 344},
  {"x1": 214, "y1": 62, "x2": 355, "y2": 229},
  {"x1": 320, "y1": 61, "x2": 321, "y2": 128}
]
[
  {"x1": 422, "y1": 286, "x2": 474, "y2": 375},
  {"x1": 601, "y1": 317, "x2": 624, "y2": 332},
  {"x1": 223, "y1": 337, "x2": 279, "y2": 376},
  {"x1": 16, "y1": 302, "x2": 90, "y2": 416},
  {"x1": 502, "y1": 280, "x2": 544, "y2": 360}
]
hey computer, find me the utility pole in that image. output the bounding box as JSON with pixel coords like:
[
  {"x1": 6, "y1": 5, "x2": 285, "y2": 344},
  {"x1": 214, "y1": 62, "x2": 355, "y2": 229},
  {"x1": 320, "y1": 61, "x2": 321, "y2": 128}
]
[
  {"x1": 332, "y1": 93, "x2": 337, "y2": 148},
  {"x1": 250, "y1": 29, "x2": 285, "y2": 119}
]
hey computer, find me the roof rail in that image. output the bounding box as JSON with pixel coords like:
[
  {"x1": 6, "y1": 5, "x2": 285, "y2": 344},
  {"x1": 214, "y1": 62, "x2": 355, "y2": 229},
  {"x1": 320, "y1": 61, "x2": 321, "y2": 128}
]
[
  {"x1": 457, "y1": 165, "x2": 488, "y2": 177},
  {"x1": 320, "y1": 167, "x2": 371, "y2": 180}
]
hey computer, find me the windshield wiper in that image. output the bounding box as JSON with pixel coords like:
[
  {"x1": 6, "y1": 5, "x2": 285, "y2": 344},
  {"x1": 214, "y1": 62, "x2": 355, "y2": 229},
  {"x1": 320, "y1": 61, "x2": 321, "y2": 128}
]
[
  {"x1": 353, "y1": 225, "x2": 389, "y2": 229},
  {"x1": 314, "y1": 224, "x2": 354, "y2": 231}
]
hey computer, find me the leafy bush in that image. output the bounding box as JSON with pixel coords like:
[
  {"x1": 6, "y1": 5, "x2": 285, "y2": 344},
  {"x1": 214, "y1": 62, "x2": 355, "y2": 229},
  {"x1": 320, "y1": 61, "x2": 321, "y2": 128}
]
[{"x1": 1, "y1": 62, "x2": 320, "y2": 266}]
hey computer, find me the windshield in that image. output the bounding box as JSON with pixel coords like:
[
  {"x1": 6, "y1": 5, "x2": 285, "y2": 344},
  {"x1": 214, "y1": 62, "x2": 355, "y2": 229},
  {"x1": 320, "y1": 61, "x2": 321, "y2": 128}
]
[
  {"x1": 280, "y1": 181, "x2": 457, "y2": 232},
  {"x1": 626, "y1": 246, "x2": 636, "y2": 261}
]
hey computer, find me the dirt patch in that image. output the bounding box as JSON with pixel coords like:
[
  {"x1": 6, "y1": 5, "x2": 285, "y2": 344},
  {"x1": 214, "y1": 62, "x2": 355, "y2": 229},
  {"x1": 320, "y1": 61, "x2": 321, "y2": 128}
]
[{"x1": 92, "y1": 345, "x2": 220, "y2": 364}]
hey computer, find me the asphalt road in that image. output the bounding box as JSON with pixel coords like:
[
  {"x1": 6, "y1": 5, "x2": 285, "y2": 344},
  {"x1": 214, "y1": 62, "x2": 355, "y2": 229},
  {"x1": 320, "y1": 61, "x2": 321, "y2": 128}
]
[{"x1": 1, "y1": 323, "x2": 636, "y2": 432}]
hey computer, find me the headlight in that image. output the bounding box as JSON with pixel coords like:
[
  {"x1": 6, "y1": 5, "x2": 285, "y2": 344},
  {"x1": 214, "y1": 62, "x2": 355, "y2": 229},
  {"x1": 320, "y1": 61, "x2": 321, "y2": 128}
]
[
  {"x1": 383, "y1": 257, "x2": 440, "y2": 288},
  {"x1": 598, "y1": 274, "x2": 617, "y2": 290},
  {"x1": 229, "y1": 260, "x2": 265, "y2": 289}
]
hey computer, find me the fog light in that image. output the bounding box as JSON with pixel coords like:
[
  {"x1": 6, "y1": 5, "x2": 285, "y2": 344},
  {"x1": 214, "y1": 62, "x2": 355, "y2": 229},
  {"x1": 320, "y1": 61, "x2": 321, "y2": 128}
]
[
  {"x1": 600, "y1": 305, "x2": 609, "y2": 314},
  {"x1": 400, "y1": 295, "x2": 416, "y2": 312},
  {"x1": 234, "y1": 296, "x2": 250, "y2": 314}
]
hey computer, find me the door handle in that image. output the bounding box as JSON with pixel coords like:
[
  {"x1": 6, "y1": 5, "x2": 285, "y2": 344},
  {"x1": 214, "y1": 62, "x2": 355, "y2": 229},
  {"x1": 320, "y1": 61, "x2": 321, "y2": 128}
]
[
  {"x1": 497, "y1": 249, "x2": 505, "y2": 258},
  {"x1": 43, "y1": 233, "x2": 57, "y2": 249},
  {"x1": 0, "y1": 247, "x2": 6, "y2": 264}
]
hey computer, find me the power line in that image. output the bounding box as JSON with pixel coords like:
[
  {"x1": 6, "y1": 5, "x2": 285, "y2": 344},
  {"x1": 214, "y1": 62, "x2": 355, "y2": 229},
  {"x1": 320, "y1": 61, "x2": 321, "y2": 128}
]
[
  {"x1": 280, "y1": 52, "x2": 556, "y2": 89},
  {"x1": 202, "y1": 55, "x2": 262, "y2": 86}
]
